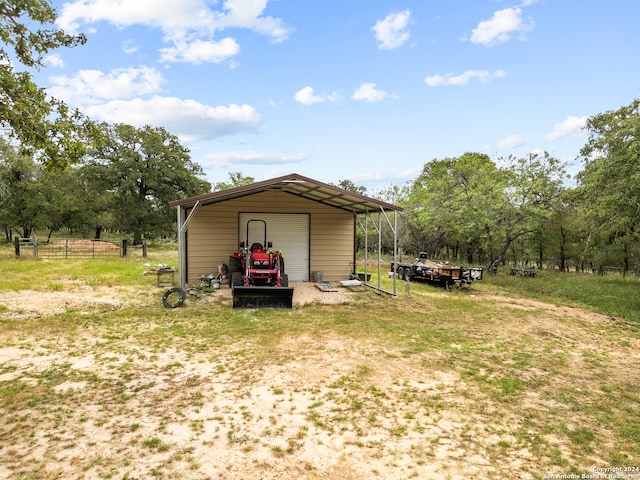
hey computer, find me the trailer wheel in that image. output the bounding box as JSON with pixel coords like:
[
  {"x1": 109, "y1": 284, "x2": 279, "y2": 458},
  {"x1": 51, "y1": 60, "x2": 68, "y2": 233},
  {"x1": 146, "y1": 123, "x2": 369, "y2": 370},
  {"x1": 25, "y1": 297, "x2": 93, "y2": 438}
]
[
  {"x1": 162, "y1": 287, "x2": 186, "y2": 308},
  {"x1": 397, "y1": 267, "x2": 404, "y2": 279},
  {"x1": 404, "y1": 269, "x2": 411, "y2": 282}
]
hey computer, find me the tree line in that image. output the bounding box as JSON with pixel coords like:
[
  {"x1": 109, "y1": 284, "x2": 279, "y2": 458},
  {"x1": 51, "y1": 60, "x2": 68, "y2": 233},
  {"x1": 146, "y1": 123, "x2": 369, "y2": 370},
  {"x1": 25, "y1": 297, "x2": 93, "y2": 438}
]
[
  {"x1": 0, "y1": 125, "x2": 211, "y2": 244},
  {"x1": 362, "y1": 99, "x2": 639, "y2": 275},
  {"x1": 1, "y1": 2, "x2": 639, "y2": 274}
]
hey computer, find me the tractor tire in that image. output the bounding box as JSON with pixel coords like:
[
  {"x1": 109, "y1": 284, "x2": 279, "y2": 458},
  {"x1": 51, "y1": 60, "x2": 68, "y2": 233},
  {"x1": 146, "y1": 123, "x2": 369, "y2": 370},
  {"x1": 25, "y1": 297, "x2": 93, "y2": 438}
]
[
  {"x1": 396, "y1": 267, "x2": 404, "y2": 279},
  {"x1": 404, "y1": 269, "x2": 411, "y2": 282},
  {"x1": 228, "y1": 256, "x2": 242, "y2": 287},
  {"x1": 231, "y1": 271, "x2": 243, "y2": 288},
  {"x1": 162, "y1": 287, "x2": 186, "y2": 308},
  {"x1": 281, "y1": 273, "x2": 289, "y2": 287},
  {"x1": 279, "y1": 257, "x2": 285, "y2": 274}
]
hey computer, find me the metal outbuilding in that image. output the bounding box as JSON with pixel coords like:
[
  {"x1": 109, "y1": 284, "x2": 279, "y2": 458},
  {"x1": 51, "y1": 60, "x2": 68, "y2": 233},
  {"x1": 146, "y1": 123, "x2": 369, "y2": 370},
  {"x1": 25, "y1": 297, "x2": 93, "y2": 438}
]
[{"x1": 169, "y1": 173, "x2": 403, "y2": 295}]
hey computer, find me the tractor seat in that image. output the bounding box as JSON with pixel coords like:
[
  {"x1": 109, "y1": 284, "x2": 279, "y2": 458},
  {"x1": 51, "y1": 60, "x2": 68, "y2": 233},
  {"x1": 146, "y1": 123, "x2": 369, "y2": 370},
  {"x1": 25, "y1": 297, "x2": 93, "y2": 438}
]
[{"x1": 250, "y1": 242, "x2": 264, "y2": 252}]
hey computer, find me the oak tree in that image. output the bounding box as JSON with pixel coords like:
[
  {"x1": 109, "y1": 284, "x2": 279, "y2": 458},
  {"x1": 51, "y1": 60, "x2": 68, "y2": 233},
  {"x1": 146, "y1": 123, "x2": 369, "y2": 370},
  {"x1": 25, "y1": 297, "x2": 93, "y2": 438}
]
[
  {"x1": 577, "y1": 99, "x2": 640, "y2": 273},
  {"x1": 85, "y1": 123, "x2": 211, "y2": 244},
  {"x1": 0, "y1": 0, "x2": 90, "y2": 167}
]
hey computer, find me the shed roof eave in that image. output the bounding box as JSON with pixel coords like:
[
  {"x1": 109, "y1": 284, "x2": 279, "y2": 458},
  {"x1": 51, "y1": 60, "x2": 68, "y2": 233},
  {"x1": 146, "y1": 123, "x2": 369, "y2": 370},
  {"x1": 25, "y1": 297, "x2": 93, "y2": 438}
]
[{"x1": 169, "y1": 173, "x2": 403, "y2": 214}]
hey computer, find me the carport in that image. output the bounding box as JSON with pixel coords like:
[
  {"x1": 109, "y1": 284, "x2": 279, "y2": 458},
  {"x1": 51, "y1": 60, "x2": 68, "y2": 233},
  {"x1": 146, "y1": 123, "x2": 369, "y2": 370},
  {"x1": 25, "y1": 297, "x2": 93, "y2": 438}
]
[{"x1": 169, "y1": 173, "x2": 403, "y2": 296}]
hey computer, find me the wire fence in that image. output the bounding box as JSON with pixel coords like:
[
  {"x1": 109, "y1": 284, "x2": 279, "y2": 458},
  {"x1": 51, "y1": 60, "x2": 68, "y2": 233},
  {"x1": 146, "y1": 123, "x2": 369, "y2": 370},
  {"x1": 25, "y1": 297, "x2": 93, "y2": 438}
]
[
  {"x1": 512, "y1": 262, "x2": 640, "y2": 278},
  {"x1": 14, "y1": 237, "x2": 148, "y2": 259}
]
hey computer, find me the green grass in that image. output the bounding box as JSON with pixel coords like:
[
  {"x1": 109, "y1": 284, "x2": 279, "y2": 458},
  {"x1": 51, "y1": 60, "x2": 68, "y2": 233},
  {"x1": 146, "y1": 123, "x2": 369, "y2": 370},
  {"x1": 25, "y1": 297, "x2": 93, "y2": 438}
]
[
  {"x1": 484, "y1": 269, "x2": 640, "y2": 323},
  {"x1": 0, "y1": 245, "x2": 639, "y2": 478},
  {"x1": 0, "y1": 241, "x2": 178, "y2": 291}
]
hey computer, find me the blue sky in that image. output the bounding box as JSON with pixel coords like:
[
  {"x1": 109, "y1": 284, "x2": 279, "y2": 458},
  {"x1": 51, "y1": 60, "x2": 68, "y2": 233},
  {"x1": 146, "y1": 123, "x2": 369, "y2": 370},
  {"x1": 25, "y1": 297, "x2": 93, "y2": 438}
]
[{"x1": 36, "y1": 0, "x2": 640, "y2": 193}]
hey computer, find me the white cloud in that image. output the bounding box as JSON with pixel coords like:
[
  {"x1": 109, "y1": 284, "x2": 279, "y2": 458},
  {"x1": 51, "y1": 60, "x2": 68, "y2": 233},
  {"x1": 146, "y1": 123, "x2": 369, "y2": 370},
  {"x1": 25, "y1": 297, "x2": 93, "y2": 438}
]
[
  {"x1": 545, "y1": 116, "x2": 588, "y2": 141},
  {"x1": 56, "y1": 0, "x2": 291, "y2": 64},
  {"x1": 48, "y1": 66, "x2": 165, "y2": 105},
  {"x1": 212, "y1": 0, "x2": 291, "y2": 43},
  {"x1": 425, "y1": 69, "x2": 506, "y2": 86},
  {"x1": 325, "y1": 91, "x2": 342, "y2": 103},
  {"x1": 294, "y1": 86, "x2": 340, "y2": 106},
  {"x1": 372, "y1": 10, "x2": 411, "y2": 50},
  {"x1": 203, "y1": 150, "x2": 309, "y2": 168},
  {"x1": 47, "y1": 65, "x2": 260, "y2": 141},
  {"x1": 44, "y1": 54, "x2": 64, "y2": 68},
  {"x1": 352, "y1": 83, "x2": 388, "y2": 102},
  {"x1": 159, "y1": 36, "x2": 240, "y2": 64},
  {"x1": 57, "y1": 0, "x2": 212, "y2": 32},
  {"x1": 84, "y1": 97, "x2": 260, "y2": 141},
  {"x1": 122, "y1": 40, "x2": 139, "y2": 54},
  {"x1": 470, "y1": 8, "x2": 534, "y2": 46},
  {"x1": 294, "y1": 86, "x2": 323, "y2": 106},
  {"x1": 497, "y1": 134, "x2": 526, "y2": 149}
]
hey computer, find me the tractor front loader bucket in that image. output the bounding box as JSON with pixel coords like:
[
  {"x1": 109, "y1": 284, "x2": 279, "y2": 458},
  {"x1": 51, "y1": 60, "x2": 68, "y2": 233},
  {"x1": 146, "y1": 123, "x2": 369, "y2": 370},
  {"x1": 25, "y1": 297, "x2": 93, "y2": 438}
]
[{"x1": 232, "y1": 286, "x2": 294, "y2": 309}]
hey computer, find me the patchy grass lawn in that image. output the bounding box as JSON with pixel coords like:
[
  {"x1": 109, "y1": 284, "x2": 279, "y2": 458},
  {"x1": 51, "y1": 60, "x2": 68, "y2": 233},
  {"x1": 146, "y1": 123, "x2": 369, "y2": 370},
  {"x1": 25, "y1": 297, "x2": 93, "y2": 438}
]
[
  {"x1": 0, "y1": 251, "x2": 638, "y2": 479},
  {"x1": 485, "y1": 269, "x2": 640, "y2": 323}
]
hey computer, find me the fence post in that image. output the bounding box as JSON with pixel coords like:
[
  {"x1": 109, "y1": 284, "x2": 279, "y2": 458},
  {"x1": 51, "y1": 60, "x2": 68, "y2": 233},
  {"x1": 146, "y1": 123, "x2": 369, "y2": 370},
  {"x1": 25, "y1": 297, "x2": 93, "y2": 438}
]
[
  {"x1": 122, "y1": 239, "x2": 127, "y2": 257},
  {"x1": 14, "y1": 237, "x2": 20, "y2": 257},
  {"x1": 142, "y1": 239, "x2": 147, "y2": 258}
]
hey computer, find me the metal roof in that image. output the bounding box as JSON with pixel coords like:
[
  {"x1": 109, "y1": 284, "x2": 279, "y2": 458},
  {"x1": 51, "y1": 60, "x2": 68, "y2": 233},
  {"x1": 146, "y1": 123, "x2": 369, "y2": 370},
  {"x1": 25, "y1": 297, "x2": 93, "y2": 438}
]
[{"x1": 169, "y1": 173, "x2": 403, "y2": 214}]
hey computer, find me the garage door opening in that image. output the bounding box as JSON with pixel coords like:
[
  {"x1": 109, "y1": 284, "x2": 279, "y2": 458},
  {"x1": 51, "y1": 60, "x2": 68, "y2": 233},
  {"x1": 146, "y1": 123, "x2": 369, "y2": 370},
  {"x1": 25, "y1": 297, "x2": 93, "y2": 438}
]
[{"x1": 239, "y1": 213, "x2": 310, "y2": 282}]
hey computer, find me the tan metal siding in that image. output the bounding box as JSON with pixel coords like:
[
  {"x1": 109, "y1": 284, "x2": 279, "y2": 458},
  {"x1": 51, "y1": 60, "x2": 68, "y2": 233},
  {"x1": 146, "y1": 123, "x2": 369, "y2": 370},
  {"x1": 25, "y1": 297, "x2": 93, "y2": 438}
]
[{"x1": 185, "y1": 191, "x2": 354, "y2": 283}]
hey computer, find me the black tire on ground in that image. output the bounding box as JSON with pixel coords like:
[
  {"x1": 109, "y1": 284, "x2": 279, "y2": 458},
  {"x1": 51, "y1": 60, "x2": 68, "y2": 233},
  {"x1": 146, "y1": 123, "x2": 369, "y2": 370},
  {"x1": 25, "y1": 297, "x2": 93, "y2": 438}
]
[
  {"x1": 397, "y1": 267, "x2": 404, "y2": 280},
  {"x1": 162, "y1": 287, "x2": 186, "y2": 308},
  {"x1": 281, "y1": 273, "x2": 288, "y2": 287},
  {"x1": 231, "y1": 271, "x2": 243, "y2": 288},
  {"x1": 404, "y1": 269, "x2": 411, "y2": 282}
]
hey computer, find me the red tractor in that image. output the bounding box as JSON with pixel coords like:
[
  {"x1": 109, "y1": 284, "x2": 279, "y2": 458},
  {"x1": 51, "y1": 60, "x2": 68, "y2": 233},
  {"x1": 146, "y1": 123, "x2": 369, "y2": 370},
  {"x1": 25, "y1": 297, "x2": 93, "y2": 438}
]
[{"x1": 228, "y1": 220, "x2": 294, "y2": 308}]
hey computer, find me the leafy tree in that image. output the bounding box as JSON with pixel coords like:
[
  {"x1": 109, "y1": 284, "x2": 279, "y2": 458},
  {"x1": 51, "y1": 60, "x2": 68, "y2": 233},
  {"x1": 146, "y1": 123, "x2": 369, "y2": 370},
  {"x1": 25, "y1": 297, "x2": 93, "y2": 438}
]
[
  {"x1": 377, "y1": 182, "x2": 412, "y2": 255},
  {"x1": 1, "y1": 0, "x2": 92, "y2": 167},
  {"x1": 335, "y1": 179, "x2": 367, "y2": 195},
  {"x1": 406, "y1": 153, "x2": 507, "y2": 264},
  {"x1": 491, "y1": 152, "x2": 567, "y2": 271},
  {"x1": 85, "y1": 123, "x2": 211, "y2": 244},
  {"x1": 0, "y1": 138, "x2": 99, "y2": 240},
  {"x1": 577, "y1": 99, "x2": 640, "y2": 274},
  {"x1": 76, "y1": 165, "x2": 115, "y2": 239},
  {"x1": 405, "y1": 152, "x2": 566, "y2": 271},
  {"x1": 0, "y1": 138, "x2": 41, "y2": 239},
  {"x1": 36, "y1": 166, "x2": 100, "y2": 239},
  {"x1": 212, "y1": 171, "x2": 254, "y2": 191},
  {"x1": 524, "y1": 189, "x2": 573, "y2": 271}
]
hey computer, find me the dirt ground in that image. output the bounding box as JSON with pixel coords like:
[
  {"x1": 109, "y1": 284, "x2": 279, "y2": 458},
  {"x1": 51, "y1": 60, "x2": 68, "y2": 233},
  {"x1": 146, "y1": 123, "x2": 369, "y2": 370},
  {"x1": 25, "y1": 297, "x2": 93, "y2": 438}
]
[
  {"x1": 0, "y1": 281, "x2": 353, "y2": 319},
  {"x1": 0, "y1": 282, "x2": 638, "y2": 479}
]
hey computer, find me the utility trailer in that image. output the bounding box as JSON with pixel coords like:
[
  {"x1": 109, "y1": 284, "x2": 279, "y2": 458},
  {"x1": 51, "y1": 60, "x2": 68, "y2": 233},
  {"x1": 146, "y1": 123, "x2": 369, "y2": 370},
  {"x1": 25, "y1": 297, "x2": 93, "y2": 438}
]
[
  {"x1": 391, "y1": 252, "x2": 483, "y2": 288},
  {"x1": 229, "y1": 219, "x2": 294, "y2": 308}
]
